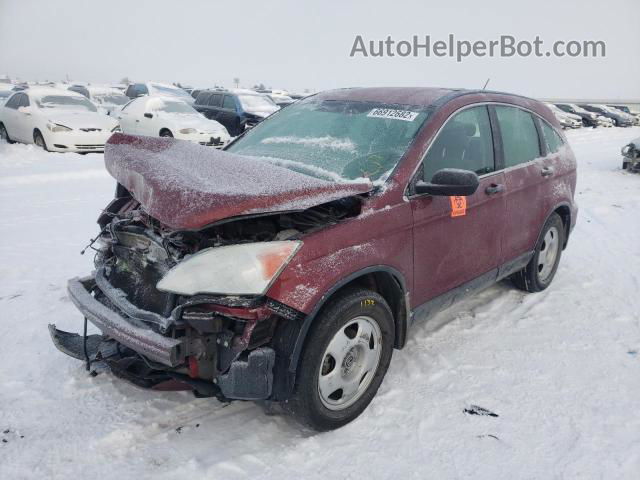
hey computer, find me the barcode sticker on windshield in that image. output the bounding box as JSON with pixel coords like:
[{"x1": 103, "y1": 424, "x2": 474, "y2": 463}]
[{"x1": 367, "y1": 108, "x2": 419, "y2": 122}]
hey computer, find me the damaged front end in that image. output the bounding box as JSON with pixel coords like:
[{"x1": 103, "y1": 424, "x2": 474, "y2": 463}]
[{"x1": 51, "y1": 182, "x2": 363, "y2": 401}]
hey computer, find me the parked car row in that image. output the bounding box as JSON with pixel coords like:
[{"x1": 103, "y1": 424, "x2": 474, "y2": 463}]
[
  {"x1": 0, "y1": 87, "x2": 120, "y2": 153},
  {"x1": 1, "y1": 78, "x2": 638, "y2": 155},
  {"x1": 548, "y1": 102, "x2": 639, "y2": 128}
]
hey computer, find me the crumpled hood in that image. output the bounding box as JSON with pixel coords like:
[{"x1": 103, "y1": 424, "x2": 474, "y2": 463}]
[
  {"x1": 104, "y1": 134, "x2": 373, "y2": 230},
  {"x1": 46, "y1": 111, "x2": 118, "y2": 130}
]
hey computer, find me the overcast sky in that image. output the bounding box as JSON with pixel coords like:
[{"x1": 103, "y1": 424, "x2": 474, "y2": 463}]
[{"x1": 1, "y1": 0, "x2": 638, "y2": 100}]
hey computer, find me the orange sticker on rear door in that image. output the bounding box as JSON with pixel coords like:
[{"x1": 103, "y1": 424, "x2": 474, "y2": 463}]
[{"x1": 450, "y1": 196, "x2": 467, "y2": 217}]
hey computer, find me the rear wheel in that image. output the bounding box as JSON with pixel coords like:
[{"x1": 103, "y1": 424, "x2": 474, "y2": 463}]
[
  {"x1": 34, "y1": 130, "x2": 48, "y2": 151},
  {"x1": 512, "y1": 213, "x2": 564, "y2": 292},
  {"x1": 284, "y1": 288, "x2": 394, "y2": 431},
  {"x1": 160, "y1": 129, "x2": 173, "y2": 137},
  {"x1": 0, "y1": 123, "x2": 12, "y2": 143}
]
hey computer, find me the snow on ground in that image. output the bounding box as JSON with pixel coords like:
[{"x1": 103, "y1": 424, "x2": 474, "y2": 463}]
[{"x1": 1, "y1": 128, "x2": 639, "y2": 479}]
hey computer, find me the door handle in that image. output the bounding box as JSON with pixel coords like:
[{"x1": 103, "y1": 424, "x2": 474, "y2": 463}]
[
  {"x1": 541, "y1": 166, "x2": 554, "y2": 177},
  {"x1": 485, "y1": 183, "x2": 504, "y2": 195}
]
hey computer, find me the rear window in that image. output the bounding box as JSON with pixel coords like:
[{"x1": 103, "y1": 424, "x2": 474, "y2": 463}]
[{"x1": 495, "y1": 106, "x2": 540, "y2": 167}]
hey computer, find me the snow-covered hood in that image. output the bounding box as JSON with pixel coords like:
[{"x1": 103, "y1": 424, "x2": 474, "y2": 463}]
[
  {"x1": 166, "y1": 114, "x2": 226, "y2": 133},
  {"x1": 104, "y1": 134, "x2": 373, "y2": 230},
  {"x1": 45, "y1": 111, "x2": 118, "y2": 131}
]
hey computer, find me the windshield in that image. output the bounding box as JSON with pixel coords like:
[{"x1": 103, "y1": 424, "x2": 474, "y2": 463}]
[
  {"x1": 567, "y1": 104, "x2": 589, "y2": 114},
  {"x1": 238, "y1": 94, "x2": 277, "y2": 111},
  {"x1": 148, "y1": 97, "x2": 197, "y2": 114},
  {"x1": 227, "y1": 98, "x2": 428, "y2": 182},
  {"x1": 95, "y1": 94, "x2": 129, "y2": 105},
  {"x1": 35, "y1": 95, "x2": 97, "y2": 112},
  {"x1": 151, "y1": 85, "x2": 192, "y2": 99}
]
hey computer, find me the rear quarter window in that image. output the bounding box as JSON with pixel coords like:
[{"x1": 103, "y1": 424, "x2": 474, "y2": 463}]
[
  {"x1": 495, "y1": 106, "x2": 540, "y2": 167},
  {"x1": 195, "y1": 92, "x2": 211, "y2": 105},
  {"x1": 539, "y1": 120, "x2": 564, "y2": 154}
]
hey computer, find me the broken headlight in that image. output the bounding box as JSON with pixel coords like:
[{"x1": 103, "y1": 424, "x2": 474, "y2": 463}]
[{"x1": 156, "y1": 241, "x2": 301, "y2": 296}]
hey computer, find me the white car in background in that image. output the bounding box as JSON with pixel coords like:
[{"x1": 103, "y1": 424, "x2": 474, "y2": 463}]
[
  {"x1": 67, "y1": 85, "x2": 130, "y2": 116},
  {"x1": 0, "y1": 87, "x2": 120, "y2": 152},
  {"x1": 116, "y1": 96, "x2": 229, "y2": 147},
  {"x1": 124, "y1": 82, "x2": 194, "y2": 104},
  {"x1": 545, "y1": 103, "x2": 582, "y2": 129}
]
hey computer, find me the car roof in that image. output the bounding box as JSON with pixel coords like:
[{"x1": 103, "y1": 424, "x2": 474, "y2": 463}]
[{"x1": 19, "y1": 87, "x2": 87, "y2": 99}]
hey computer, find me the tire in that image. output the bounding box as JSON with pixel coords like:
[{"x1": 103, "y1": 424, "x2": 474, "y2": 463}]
[
  {"x1": 284, "y1": 287, "x2": 394, "y2": 431},
  {"x1": 0, "y1": 123, "x2": 13, "y2": 144},
  {"x1": 512, "y1": 213, "x2": 565, "y2": 293},
  {"x1": 34, "y1": 130, "x2": 48, "y2": 151},
  {"x1": 160, "y1": 129, "x2": 173, "y2": 137}
]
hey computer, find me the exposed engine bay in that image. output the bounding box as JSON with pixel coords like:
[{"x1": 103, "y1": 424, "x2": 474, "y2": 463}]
[{"x1": 51, "y1": 182, "x2": 363, "y2": 401}]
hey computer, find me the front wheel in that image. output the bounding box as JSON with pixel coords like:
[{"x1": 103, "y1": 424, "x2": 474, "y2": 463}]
[
  {"x1": 284, "y1": 288, "x2": 394, "y2": 431},
  {"x1": 34, "y1": 130, "x2": 48, "y2": 151},
  {"x1": 0, "y1": 123, "x2": 13, "y2": 143},
  {"x1": 160, "y1": 129, "x2": 173, "y2": 138},
  {"x1": 512, "y1": 213, "x2": 564, "y2": 292}
]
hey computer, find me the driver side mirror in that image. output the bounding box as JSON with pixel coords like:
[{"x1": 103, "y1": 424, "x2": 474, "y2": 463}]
[
  {"x1": 415, "y1": 168, "x2": 479, "y2": 196},
  {"x1": 144, "y1": 112, "x2": 153, "y2": 119}
]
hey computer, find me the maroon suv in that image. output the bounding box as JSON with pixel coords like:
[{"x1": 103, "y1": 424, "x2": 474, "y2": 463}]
[{"x1": 50, "y1": 87, "x2": 577, "y2": 430}]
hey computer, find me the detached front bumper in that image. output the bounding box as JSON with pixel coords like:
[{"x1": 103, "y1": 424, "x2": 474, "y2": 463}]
[
  {"x1": 66, "y1": 275, "x2": 184, "y2": 366},
  {"x1": 53, "y1": 274, "x2": 277, "y2": 400}
]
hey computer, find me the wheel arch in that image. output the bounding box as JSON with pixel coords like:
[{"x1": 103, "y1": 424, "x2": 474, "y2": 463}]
[
  {"x1": 159, "y1": 127, "x2": 172, "y2": 136},
  {"x1": 550, "y1": 203, "x2": 572, "y2": 249},
  {"x1": 287, "y1": 265, "x2": 409, "y2": 375}
]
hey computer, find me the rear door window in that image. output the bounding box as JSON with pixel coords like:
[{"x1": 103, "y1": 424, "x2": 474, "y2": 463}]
[
  {"x1": 495, "y1": 106, "x2": 540, "y2": 167},
  {"x1": 208, "y1": 93, "x2": 223, "y2": 107},
  {"x1": 422, "y1": 105, "x2": 495, "y2": 181},
  {"x1": 223, "y1": 95, "x2": 236, "y2": 110}
]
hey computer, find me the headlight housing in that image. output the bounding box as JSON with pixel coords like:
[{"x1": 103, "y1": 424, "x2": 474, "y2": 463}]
[
  {"x1": 111, "y1": 125, "x2": 121, "y2": 133},
  {"x1": 157, "y1": 241, "x2": 301, "y2": 296},
  {"x1": 179, "y1": 128, "x2": 197, "y2": 134},
  {"x1": 47, "y1": 122, "x2": 72, "y2": 132}
]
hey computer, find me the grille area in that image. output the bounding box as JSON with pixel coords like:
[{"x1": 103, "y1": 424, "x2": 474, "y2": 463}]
[{"x1": 75, "y1": 144, "x2": 105, "y2": 150}]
